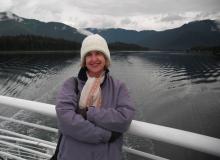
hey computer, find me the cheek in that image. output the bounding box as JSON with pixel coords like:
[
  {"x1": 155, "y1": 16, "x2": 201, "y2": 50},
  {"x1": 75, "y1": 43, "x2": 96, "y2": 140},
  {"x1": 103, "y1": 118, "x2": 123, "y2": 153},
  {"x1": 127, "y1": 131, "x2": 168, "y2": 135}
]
[
  {"x1": 85, "y1": 57, "x2": 90, "y2": 65},
  {"x1": 100, "y1": 57, "x2": 106, "y2": 64}
]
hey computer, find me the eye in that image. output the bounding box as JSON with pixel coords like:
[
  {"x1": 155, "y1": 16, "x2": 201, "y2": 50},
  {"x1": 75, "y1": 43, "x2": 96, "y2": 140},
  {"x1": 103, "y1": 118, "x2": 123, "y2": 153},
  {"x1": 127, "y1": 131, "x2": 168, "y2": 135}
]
[
  {"x1": 96, "y1": 51, "x2": 103, "y2": 55},
  {"x1": 86, "y1": 52, "x2": 92, "y2": 57}
]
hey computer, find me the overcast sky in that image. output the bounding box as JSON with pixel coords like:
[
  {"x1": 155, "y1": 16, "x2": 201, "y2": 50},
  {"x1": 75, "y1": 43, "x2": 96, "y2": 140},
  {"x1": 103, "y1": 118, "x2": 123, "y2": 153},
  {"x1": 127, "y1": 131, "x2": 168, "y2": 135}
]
[{"x1": 1, "y1": 0, "x2": 220, "y2": 31}]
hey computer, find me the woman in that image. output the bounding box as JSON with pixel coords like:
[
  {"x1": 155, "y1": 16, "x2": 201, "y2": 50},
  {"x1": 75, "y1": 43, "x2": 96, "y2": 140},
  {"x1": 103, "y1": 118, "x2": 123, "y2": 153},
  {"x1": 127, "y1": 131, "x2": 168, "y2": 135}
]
[{"x1": 56, "y1": 34, "x2": 135, "y2": 160}]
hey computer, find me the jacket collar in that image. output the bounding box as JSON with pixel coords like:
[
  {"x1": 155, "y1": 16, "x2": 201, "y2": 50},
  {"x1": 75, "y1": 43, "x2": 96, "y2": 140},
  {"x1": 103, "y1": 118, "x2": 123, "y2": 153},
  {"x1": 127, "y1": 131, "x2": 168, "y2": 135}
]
[{"x1": 78, "y1": 67, "x2": 109, "y2": 85}]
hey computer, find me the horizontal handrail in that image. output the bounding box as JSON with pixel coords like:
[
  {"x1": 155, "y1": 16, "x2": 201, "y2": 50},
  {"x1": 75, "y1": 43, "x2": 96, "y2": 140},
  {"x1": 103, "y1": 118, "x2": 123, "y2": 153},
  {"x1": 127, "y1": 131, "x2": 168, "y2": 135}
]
[
  {"x1": 0, "y1": 95, "x2": 55, "y2": 117},
  {"x1": 0, "y1": 135, "x2": 166, "y2": 160},
  {"x1": 0, "y1": 140, "x2": 51, "y2": 158},
  {"x1": 0, "y1": 151, "x2": 26, "y2": 160},
  {"x1": 0, "y1": 95, "x2": 220, "y2": 158},
  {"x1": 0, "y1": 115, "x2": 58, "y2": 133},
  {"x1": 129, "y1": 120, "x2": 220, "y2": 157},
  {"x1": 122, "y1": 146, "x2": 169, "y2": 160},
  {"x1": 0, "y1": 128, "x2": 56, "y2": 147},
  {"x1": 0, "y1": 149, "x2": 39, "y2": 160},
  {"x1": 0, "y1": 135, "x2": 55, "y2": 149}
]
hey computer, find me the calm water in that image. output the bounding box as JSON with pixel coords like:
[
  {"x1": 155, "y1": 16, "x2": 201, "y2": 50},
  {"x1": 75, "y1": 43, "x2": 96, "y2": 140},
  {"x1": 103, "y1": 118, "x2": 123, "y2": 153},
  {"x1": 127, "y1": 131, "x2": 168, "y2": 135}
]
[{"x1": 0, "y1": 51, "x2": 220, "y2": 160}]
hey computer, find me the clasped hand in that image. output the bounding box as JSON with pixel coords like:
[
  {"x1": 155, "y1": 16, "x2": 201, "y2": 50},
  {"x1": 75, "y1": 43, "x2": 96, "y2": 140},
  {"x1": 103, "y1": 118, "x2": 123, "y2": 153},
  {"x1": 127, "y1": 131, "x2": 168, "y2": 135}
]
[{"x1": 75, "y1": 106, "x2": 122, "y2": 143}]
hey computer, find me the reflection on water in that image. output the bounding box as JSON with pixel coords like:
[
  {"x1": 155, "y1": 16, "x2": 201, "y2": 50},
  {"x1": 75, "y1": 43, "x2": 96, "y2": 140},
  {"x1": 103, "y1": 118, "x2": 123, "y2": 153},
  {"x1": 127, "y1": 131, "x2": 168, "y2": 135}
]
[
  {"x1": 0, "y1": 53, "x2": 81, "y2": 145},
  {"x1": 0, "y1": 51, "x2": 220, "y2": 160},
  {"x1": 0, "y1": 54, "x2": 78, "y2": 98}
]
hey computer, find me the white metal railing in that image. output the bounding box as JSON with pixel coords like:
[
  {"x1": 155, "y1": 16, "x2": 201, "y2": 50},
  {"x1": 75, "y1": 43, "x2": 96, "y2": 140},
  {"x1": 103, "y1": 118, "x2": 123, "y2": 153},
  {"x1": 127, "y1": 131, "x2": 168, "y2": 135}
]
[
  {"x1": 0, "y1": 95, "x2": 220, "y2": 160},
  {"x1": 0, "y1": 135, "x2": 55, "y2": 150},
  {"x1": 0, "y1": 128, "x2": 56, "y2": 147},
  {"x1": 0, "y1": 140, "x2": 51, "y2": 158},
  {"x1": 0, "y1": 115, "x2": 58, "y2": 133}
]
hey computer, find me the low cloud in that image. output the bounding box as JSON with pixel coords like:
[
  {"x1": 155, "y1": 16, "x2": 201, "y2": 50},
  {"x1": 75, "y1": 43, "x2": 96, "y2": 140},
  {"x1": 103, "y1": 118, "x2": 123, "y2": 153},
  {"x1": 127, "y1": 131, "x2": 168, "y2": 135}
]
[
  {"x1": 161, "y1": 14, "x2": 185, "y2": 22},
  {"x1": 121, "y1": 18, "x2": 132, "y2": 25},
  {"x1": 194, "y1": 11, "x2": 220, "y2": 20}
]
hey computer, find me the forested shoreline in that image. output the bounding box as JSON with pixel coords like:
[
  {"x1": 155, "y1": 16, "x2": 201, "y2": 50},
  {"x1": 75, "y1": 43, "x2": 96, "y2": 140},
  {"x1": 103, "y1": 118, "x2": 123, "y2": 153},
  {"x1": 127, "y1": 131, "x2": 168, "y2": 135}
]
[
  {"x1": 0, "y1": 35, "x2": 148, "y2": 52},
  {"x1": 189, "y1": 46, "x2": 220, "y2": 55},
  {"x1": 0, "y1": 35, "x2": 81, "y2": 51}
]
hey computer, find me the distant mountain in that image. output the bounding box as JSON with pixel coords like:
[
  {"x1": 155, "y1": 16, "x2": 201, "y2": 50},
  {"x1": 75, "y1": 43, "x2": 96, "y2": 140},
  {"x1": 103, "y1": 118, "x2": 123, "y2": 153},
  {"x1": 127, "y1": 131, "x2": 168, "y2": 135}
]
[
  {"x1": 0, "y1": 11, "x2": 86, "y2": 42},
  {"x1": 1, "y1": 11, "x2": 220, "y2": 50},
  {"x1": 86, "y1": 20, "x2": 220, "y2": 50},
  {"x1": 86, "y1": 28, "x2": 147, "y2": 44},
  {"x1": 109, "y1": 42, "x2": 148, "y2": 51},
  {"x1": 141, "y1": 20, "x2": 220, "y2": 50}
]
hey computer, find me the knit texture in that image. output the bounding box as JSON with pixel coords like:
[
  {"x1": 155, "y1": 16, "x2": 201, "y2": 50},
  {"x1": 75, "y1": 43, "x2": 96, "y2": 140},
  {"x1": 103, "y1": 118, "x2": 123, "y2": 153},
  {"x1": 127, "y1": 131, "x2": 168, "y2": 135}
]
[{"x1": 80, "y1": 34, "x2": 111, "y2": 65}]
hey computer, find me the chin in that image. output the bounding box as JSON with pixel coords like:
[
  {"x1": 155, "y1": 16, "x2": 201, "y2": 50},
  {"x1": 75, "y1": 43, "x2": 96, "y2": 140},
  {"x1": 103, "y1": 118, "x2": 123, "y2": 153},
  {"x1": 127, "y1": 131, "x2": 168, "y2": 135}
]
[{"x1": 92, "y1": 70, "x2": 102, "y2": 73}]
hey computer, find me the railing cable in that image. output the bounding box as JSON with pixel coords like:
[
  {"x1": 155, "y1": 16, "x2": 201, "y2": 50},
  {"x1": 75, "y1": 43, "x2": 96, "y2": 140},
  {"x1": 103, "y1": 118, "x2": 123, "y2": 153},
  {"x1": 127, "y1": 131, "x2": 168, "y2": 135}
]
[{"x1": 0, "y1": 115, "x2": 58, "y2": 133}]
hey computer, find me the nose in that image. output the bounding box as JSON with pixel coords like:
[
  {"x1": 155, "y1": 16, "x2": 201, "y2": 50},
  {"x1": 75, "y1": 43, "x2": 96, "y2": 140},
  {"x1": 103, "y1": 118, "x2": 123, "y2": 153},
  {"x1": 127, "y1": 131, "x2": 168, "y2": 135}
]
[{"x1": 90, "y1": 53, "x2": 98, "y2": 61}]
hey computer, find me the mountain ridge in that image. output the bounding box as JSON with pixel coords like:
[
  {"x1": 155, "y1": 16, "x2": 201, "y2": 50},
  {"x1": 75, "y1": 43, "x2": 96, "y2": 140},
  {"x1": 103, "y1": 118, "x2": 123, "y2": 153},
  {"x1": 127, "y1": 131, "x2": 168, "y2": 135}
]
[
  {"x1": 0, "y1": 11, "x2": 86, "y2": 42},
  {"x1": 87, "y1": 19, "x2": 220, "y2": 50},
  {"x1": 1, "y1": 11, "x2": 220, "y2": 50}
]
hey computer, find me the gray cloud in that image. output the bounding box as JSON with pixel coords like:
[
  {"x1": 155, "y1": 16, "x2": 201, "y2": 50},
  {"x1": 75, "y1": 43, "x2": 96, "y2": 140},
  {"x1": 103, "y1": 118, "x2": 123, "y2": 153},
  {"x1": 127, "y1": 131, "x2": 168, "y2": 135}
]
[
  {"x1": 194, "y1": 11, "x2": 220, "y2": 20},
  {"x1": 161, "y1": 14, "x2": 185, "y2": 22},
  {"x1": 66, "y1": 0, "x2": 220, "y2": 16},
  {"x1": 0, "y1": 0, "x2": 12, "y2": 10},
  {"x1": 120, "y1": 18, "x2": 132, "y2": 25},
  {"x1": 1, "y1": 0, "x2": 220, "y2": 31}
]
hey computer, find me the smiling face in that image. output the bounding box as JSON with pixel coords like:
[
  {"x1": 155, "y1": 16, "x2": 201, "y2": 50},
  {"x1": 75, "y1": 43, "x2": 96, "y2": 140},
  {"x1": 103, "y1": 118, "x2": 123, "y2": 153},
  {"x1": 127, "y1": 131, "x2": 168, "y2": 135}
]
[{"x1": 85, "y1": 50, "x2": 107, "y2": 77}]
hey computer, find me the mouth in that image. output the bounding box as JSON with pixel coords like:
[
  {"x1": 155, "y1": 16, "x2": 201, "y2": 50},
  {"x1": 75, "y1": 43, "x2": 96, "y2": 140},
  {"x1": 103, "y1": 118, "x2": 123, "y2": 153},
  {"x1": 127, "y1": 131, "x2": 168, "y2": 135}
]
[{"x1": 90, "y1": 63, "x2": 101, "y2": 67}]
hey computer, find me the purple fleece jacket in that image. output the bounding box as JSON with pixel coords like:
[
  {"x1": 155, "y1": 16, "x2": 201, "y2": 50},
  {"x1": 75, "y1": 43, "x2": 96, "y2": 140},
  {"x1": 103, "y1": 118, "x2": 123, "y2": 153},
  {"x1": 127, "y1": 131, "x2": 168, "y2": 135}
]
[{"x1": 56, "y1": 68, "x2": 135, "y2": 160}]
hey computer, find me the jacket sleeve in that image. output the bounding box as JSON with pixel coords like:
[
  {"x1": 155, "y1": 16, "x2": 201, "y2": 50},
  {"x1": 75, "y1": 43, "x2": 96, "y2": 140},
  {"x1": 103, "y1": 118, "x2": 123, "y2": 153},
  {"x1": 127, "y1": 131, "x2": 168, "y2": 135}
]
[
  {"x1": 56, "y1": 77, "x2": 111, "y2": 144},
  {"x1": 87, "y1": 82, "x2": 135, "y2": 133}
]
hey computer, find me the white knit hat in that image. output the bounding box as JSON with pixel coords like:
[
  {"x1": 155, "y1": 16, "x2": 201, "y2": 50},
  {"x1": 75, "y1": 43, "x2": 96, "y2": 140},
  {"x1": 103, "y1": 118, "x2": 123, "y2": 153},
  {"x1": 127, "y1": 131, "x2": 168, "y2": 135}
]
[{"x1": 80, "y1": 34, "x2": 111, "y2": 66}]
